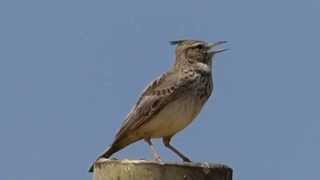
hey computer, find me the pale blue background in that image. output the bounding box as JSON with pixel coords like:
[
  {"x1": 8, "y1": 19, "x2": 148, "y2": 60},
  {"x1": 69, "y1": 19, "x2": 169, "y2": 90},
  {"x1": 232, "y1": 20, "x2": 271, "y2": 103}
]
[{"x1": 1, "y1": 0, "x2": 319, "y2": 180}]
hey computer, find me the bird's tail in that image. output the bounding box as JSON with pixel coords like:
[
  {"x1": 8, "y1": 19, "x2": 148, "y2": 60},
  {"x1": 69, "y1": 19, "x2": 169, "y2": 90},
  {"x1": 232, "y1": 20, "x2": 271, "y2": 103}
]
[
  {"x1": 88, "y1": 136, "x2": 141, "y2": 173},
  {"x1": 88, "y1": 145, "x2": 118, "y2": 173}
]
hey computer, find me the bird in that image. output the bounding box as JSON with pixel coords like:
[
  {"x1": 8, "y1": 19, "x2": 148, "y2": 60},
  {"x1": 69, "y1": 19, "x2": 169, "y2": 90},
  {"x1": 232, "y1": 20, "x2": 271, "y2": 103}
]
[{"x1": 89, "y1": 39, "x2": 227, "y2": 172}]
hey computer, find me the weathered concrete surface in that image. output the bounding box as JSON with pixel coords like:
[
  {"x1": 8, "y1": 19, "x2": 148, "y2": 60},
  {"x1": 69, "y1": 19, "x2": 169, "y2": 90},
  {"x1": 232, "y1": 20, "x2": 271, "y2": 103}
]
[{"x1": 93, "y1": 159, "x2": 232, "y2": 180}]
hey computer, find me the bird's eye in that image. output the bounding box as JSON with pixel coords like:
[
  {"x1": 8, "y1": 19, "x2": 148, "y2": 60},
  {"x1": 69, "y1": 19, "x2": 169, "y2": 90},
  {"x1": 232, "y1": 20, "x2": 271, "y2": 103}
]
[{"x1": 195, "y1": 44, "x2": 205, "y2": 49}]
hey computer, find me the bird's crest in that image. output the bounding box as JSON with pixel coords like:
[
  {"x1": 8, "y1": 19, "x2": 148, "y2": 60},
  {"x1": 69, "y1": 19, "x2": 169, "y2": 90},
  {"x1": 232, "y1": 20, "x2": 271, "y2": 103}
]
[{"x1": 169, "y1": 40, "x2": 187, "y2": 45}]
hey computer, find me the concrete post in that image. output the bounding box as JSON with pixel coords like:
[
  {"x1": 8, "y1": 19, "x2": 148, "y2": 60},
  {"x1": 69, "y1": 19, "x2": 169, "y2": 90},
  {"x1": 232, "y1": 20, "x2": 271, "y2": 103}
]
[{"x1": 92, "y1": 159, "x2": 232, "y2": 180}]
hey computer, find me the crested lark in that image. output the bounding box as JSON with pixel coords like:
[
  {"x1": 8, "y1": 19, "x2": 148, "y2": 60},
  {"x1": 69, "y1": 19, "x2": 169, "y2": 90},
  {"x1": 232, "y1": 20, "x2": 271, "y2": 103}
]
[{"x1": 89, "y1": 39, "x2": 227, "y2": 172}]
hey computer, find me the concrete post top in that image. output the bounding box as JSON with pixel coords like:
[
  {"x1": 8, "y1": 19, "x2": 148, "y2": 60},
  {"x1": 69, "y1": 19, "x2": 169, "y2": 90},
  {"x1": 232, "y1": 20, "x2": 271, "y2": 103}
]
[{"x1": 93, "y1": 159, "x2": 232, "y2": 180}]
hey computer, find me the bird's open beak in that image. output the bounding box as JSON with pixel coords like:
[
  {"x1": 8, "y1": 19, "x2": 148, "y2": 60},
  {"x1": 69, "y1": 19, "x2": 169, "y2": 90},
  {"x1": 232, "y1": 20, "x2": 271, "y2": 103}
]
[{"x1": 207, "y1": 41, "x2": 228, "y2": 55}]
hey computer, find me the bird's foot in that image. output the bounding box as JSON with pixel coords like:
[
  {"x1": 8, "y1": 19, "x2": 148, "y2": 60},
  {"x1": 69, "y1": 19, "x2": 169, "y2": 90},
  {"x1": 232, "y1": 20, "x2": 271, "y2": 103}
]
[{"x1": 154, "y1": 156, "x2": 163, "y2": 163}]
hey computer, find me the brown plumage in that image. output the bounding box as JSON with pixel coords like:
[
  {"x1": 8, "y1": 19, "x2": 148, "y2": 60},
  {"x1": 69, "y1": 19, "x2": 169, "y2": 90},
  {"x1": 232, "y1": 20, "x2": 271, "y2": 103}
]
[{"x1": 89, "y1": 39, "x2": 227, "y2": 172}]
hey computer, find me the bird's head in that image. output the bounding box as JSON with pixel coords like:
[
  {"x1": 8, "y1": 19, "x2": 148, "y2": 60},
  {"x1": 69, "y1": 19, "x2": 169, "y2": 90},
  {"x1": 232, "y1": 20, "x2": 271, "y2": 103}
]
[{"x1": 171, "y1": 39, "x2": 227, "y2": 66}]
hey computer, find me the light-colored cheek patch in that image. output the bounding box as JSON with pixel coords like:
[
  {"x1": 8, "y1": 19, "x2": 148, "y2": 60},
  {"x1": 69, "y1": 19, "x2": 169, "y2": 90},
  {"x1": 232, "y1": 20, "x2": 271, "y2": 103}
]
[{"x1": 196, "y1": 62, "x2": 211, "y2": 73}]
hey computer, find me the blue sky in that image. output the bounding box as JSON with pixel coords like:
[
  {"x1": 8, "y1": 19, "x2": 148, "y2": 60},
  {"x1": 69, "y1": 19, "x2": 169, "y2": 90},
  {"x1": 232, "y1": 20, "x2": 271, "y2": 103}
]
[{"x1": 1, "y1": 0, "x2": 319, "y2": 180}]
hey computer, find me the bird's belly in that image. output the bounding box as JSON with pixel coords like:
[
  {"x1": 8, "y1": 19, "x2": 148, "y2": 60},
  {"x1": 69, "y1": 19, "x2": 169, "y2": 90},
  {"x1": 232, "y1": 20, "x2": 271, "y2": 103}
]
[{"x1": 140, "y1": 95, "x2": 204, "y2": 138}]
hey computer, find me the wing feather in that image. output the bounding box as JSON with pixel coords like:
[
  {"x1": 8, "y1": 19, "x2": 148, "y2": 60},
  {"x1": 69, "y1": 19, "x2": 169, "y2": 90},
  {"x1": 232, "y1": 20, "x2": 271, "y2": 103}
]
[{"x1": 114, "y1": 70, "x2": 193, "y2": 140}]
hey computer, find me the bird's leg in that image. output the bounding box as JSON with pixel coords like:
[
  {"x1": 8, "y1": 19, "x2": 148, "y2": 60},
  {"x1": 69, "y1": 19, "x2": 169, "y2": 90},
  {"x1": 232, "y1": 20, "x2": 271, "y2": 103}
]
[
  {"x1": 144, "y1": 138, "x2": 162, "y2": 162},
  {"x1": 163, "y1": 137, "x2": 191, "y2": 162}
]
